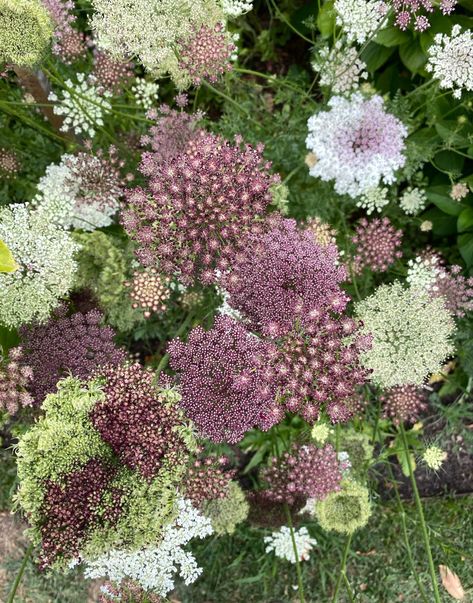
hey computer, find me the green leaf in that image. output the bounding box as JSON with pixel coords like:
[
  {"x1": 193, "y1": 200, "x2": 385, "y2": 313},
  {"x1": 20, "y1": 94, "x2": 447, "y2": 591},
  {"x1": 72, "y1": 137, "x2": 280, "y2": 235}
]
[
  {"x1": 458, "y1": 207, "x2": 473, "y2": 233},
  {"x1": 425, "y1": 186, "x2": 463, "y2": 216},
  {"x1": 433, "y1": 150, "x2": 464, "y2": 174},
  {"x1": 0, "y1": 239, "x2": 18, "y2": 273},
  {"x1": 361, "y1": 42, "x2": 395, "y2": 72},
  {"x1": 317, "y1": 0, "x2": 335, "y2": 38},
  {"x1": 399, "y1": 40, "x2": 427, "y2": 74},
  {"x1": 458, "y1": 233, "x2": 473, "y2": 267},
  {"x1": 434, "y1": 121, "x2": 470, "y2": 147},
  {"x1": 375, "y1": 26, "x2": 411, "y2": 46},
  {"x1": 422, "y1": 207, "x2": 458, "y2": 236},
  {"x1": 397, "y1": 451, "x2": 416, "y2": 477},
  {"x1": 243, "y1": 442, "x2": 269, "y2": 474}
]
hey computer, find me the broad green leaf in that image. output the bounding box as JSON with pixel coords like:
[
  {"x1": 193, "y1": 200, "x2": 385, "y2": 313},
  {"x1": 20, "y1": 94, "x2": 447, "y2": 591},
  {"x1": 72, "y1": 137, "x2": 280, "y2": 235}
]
[
  {"x1": 433, "y1": 150, "x2": 464, "y2": 174},
  {"x1": 361, "y1": 42, "x2": 395, "y2": 72},
  {"x1": 0, "y1": 239, "x2": 18, "y2": 273},
  {"x1": 426, "y1": 186, "x2": 463, "y2": 216},
  {"x1": 399, "y1": 40, "x2": 427, "y2": 74},
  {"x1": 457, "y1": 207, "x2": 473, "y2": 233},
  {"x1": 458, "y1": 233, "x2": 473, "y2": 266},
  {"x1": 375, "y1": 26, "x2": 411, "y2": 46},
  {"x1": 316, "y1": 0, "x2": 335, "y2": 38},
  {"x1": 422, "y1": 207, "x2": 457, "y2": 236}
]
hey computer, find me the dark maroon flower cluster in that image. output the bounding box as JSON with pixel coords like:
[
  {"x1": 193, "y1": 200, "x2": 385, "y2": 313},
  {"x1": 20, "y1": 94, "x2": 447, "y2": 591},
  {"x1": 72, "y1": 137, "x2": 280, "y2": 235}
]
[
  {"x1": 92, "y1": 51, "x2": 134, "y2": 94},
  {"x1": 184, "y1": 454, "x2": 234, "y2": 507},
  {"x1": 99, "y1": 581, "x2": 162, "y2": 603},
  {"x1": 90, "y1": 364, "x2": 188, "y2": 480},
  {"x1": 221, "y1": 216, "x2": 349, "y2": 337},
  {"x1": 20, "y1": 308, "x2": 126, "y2": 404},
  {"x1": 261, "y1": 443, "x2": 342, "y2": 505},
  {"x1": 139, "y1": 105, "x2": 203, "y2": 177},
  {"x1": 122, "y1": 131, "x2": 278, "y2": 285},
  {"x1": 0, "y1": 347, "x2": 33, "y2": 414},
  {"x1": 177, "y1": 23, "x2": 235, "y2": 85},
  {"x1": 39, "y1": 458, "x2": 121, "y2": 567},
  {"x1": 351, "y1": 217, "x2": 403, "y2": 274},
  {"x1": 381, "y1": 385, "x2": 428, "y2": 425},
  {"x1": 169, "y1": 316, "x2": 281, "y2": 444},
  {"x1": 261, "y1": 317, "x2": 371, "y2": 423}
]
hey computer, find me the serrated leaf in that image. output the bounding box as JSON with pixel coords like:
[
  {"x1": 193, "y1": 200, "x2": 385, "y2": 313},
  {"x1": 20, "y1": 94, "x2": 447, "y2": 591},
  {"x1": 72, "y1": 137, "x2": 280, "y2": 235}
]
[{"x1": 0, "y1": 239, "x2": 18, "y2": 273}]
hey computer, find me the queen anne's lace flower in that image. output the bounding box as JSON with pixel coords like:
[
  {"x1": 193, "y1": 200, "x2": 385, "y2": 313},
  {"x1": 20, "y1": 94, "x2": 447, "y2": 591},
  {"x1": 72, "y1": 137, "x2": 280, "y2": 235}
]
[
  {"x1": 355, "y1": 281, "x2": 455, "y2": 387},
  {"x1": 356, "y1": 187, "x2": 389, "y2": 214},
  {"x1": 264, "y1": 526, "x2": 317, "y2": 563},
  {"x1": 312, "y1": 41, "x2": 368, "y2": 94},
  {"x1": 423, "y1": 446, "x2": 447, "y2": 470},
  {"x1": 132, "y1": 80, "x2": 159, "y2": 109},
  {"x1": 406, "y1": 256, "x2": 442, "y2": 291},
  {"x1": 334, "y1": 0, "x2": 388, "y2": 44},
  {"x1": 49, "y1": 74, "x2": 112, "y2": 137},
  {"x1": 43, "y1": 0, "x2": 88, "y2": 63},
  {"x1": 83, "y1": 498, "x2": 213, "y2": 597},
  {"x1": 222, "y1": 0, "x2": 254, "y2": 18},
  {"x1": 306, "y1": 94, "x2": 407, "y2": 198},
  {"x1": 426, "y1": 25, "x2": 473, "y2": 99},
  {"x1": 450, "y1": 182, "x2": 469, "y2": 201},
  {"x1": 0, "y1": 204, "x2": 78, "y2": 328},
  {"x1": 399, "y1": 187, "x2": 427, "y2": 215}
]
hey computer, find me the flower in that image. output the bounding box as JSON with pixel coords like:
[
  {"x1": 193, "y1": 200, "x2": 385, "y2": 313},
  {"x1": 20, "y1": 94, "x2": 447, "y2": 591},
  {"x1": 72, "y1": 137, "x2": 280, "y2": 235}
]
[
  {"x1": 334, "y1": 0, "x2": 388, "y2": 44},
  {"x1": 306, "y1": 94, "x2": 407, "y2": 198},
  {"x1": 0, "y1": 148, "x2": 20, "y2": 179},
  {"x1": 406, "y1": 255, "x2": 441, "y2": 291},
  {"x1": 42, "y1": 0, "x2": 87, "y2": 62},
  {"x1": 0, "y1": 0, "x2": 53, "y2": 67},
  {"x1": 450, "y1": 182, "x2": 469, "y2": 201},
  {"x1": 304, "y1": 216, "x2": 338, "y2": 246},
  {"x1": 132, "y1": 80, "x2": 159, "y2": 109},
  {"x1": 314, "y1": 479, "x2": 371, "y2": 534},
  {"x1": 82, "y1": 498, "x2": 213, "y2": 597},
  {"x1": 391, "y1": 0, "x2": 452, "y2": 32},
  {"x1": 169, "y1": 315, "x2": 280, "y2": 444},
  {"x1": 356, "y1": 187, "x2": 389, "y2": 214},
  {"x1": 311, "y1": 422, "x2": 332, "y2": 444},
  {"x1": 355, "y1": 281, "x2": 455, "y2": 387},
  {"x1": 423, "y1": 445, "x2": 447, "y2": 470},
  {"x1": 92, "y1": 51, "x2": 134, "y2": 94},
  {"x1": 20, "y1": 307, "x2": 126, "y2": 405},
  {"x1": 312, "y1": 41, "x2": 368, "y2": 94},
  {"x1": 0, "y1": 203, "x2": 78, "y2": 328},
  {"x1": 381, "y1": 384, "x2": 428, "y2": 424},
  {"x1": 203, "y1": 482, "x2": 249, "y2": 534},
  {"x1": 220, "y1": 216, "x2": 349, "y2": 337},
  {"x1": 426, "y1": 25, "x2": 473, "y2": 99},
  {"x1": 222, "y1": 0, "x2": 254, "y2": 18},
  {"x1": 431, "y1": 263, "x2": 473, "y2": 318},
  {"x1": 261, "y1": 443, "x2": 343, "y2": 504},
  {"x1": 49, "y1": 74, "x2": 112, "y2": 137},
  {"x1": 351, "y1": 217, "x2": 403, "y2": 274},
  {"x1": 122, "y1": 131, "x2": 278, "y2": 285},
  {"x1": 264, "y1": 526, "x2": 317, "y2": 563},
  {"x1": 184, "y1": 454, "x2": 233, "y2": 508},
  {"x1": 124, "y1": 269, "x2": 171, "y2": 318},
  {"x1": 420, "y1": 220, "x2": 433, "y2": 231},
  {"x1": 399, "y1": 187, "x2": 427, "y2": 215},
  {"x1": 0, "y1": 347, "x2": 34, "y2": 414}
]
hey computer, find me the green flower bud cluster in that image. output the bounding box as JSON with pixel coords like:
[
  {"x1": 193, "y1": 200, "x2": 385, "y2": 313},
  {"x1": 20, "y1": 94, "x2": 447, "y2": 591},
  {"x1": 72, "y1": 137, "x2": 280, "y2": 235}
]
[
  {"x1": 203, "y1": 482, "x2": 249, "y2": 535},
  {"x1": 314, "y1": 479, "x2": 371, "y2": 535}
]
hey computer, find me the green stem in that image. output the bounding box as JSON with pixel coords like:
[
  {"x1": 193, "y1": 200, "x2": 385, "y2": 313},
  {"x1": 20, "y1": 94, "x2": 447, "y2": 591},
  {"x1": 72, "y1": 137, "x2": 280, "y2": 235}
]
[
  {"x1": 7, "y1": 542, "x2": 33, "y2": 603},
  {"x1": 281, "y1": 164, "x2": 304, "y2": 186},
  {"x1": 284, "y1": 503, "x2": 306, "y2": 603},
  {"x1": 341, "y1": 571, "x2": 356, "y2": 603},
  {"x1": 200, "y1": 80, "x2": 263, "y2": 128},
  {"x1": 399, "y1": 425, "x2": 441, "y2": 603},
  {"x1": 154, "y1": 313, "x2": 195, "y2": 383},
  {"x1": 234, "y1": 67, "x2": 316, "y2": 104},
  {"x1": 266, "y1": 0, "x2": 314, "y2": 44},
  {"x1": 331, "y1": 533, "x2": 352, "y2": 603}
]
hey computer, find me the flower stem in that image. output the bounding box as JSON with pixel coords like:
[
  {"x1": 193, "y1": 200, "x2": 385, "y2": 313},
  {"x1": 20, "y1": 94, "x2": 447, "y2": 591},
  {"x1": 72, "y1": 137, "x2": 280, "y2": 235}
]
[
  {"x1": 7, "y1": 542, "x2": 33, "y2": 603},
  {"x1": 331, "y1": 533, "x2": 352, "y2": 603},
  {"x1": 399, "y1": 424, "x2": 441, "y2": 603},
  {"x1": 284, "y1": 503, "x2": 306, "y2": 603}
]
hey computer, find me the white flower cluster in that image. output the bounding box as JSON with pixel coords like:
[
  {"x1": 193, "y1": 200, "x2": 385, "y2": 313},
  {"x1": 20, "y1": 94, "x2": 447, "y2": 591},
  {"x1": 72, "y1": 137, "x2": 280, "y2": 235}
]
[
  {"x1": 355, "y1": 281, "x2": 455, "y2": 387},
  {"x1": 83, "y1": 498, "x2": 213, "y2": 597},
  {"x1": 356, "y1": 187, "x2": 390, "y2": 214},
  {"x1": 334, "y1": 0, "x2": 388, "y2": 44},
  {"x1": 426, "y1": 25, "x2": 473, "y2": 99},
  {"x1": 132, "y1": 80, "x2": 159, "y2": 109},
  {"x1": 406, "y1": 256, "x2": 443, "y2": 291},
  {"x1": 399, "y1": 187, "x2": 427, "y2": 215},
  {"x1": 0, "y1": 204, "x2": 78, "y2": 328},
  {"x1": 34, "y1": 156, "x2": 119, "y2": 231},
  {"x1": 312, "y1": 41, "x2": 368, "y2": 94},
  {"x1": 49, "y1": 73, "x2": 112, "y2": 137},
  {"x1": 222, "y1": 0, "x2": 254, "y2": 18},
  {"x1": 264, "y1": 526, "x2": 317, "y2": 563},
  {"x1": 306, "y1": 94, "x2": 407, "y2": 198}
]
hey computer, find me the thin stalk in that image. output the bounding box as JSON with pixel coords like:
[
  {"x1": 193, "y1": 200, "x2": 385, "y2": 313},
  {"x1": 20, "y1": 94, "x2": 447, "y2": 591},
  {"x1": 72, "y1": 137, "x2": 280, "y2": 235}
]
[
  {"x1": 331, "y1": 533, "x2": 352, "y2": 603},
  {"x1": 399, "y1": 425, "x2": 441, "y2": 603},
  {"x1": 234, "y1": 67, "x2": 316, "y2": 104},
  {"x1": 154, "y1": 313, "x2": 195, "y2": 383},
  {"x1": 200, "y1": 80, "x2": 263, "y2": 128},
  {"x1": 341, "y1": 572, "x2": 356, "y2": 603},
  {"x1": 284, "y1": 503, "x2": 306, "y2": 603},
  {"x1": 281, "y1": 164, "x2": 304, "y2": 186},
  {"x1": 7, "y1": 542, "x2": 33, "y2": 603},
  {"x1": 266, "y1": 0, "x2": 314, "y2": 44}
]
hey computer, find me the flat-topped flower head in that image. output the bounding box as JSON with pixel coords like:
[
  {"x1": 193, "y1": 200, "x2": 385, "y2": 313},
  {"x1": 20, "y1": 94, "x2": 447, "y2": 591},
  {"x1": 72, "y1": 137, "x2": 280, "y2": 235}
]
[
  {"x1": 352, "y1": 217, "x2": 403, "y2": 274},
  {"x1": 381, "y1": 384, "x2": 428, "y2": 424}
]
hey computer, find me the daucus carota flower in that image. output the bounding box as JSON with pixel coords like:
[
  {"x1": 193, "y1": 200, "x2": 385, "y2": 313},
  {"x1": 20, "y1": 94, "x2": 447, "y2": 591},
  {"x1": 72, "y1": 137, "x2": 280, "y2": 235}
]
[
  {"x1": 169, "y1": 316, "x2": 280, "y2": 444},
  {"x1": 0, "y1": 203, "x2": 78, "y2": 328},
  {"x1": 49, "y1": 73, "x2": 112, "y2": 137},
  {"x1": 124, "y1": 268, "x2": 171, "y2": 318},
  {"x1": 381, "y1": 384, "x2": 428, "y2": 424},
  {"x1": 391, "y1": 0, "x2": 448, "y2": 32},
  {"x1": 203, "y1": 481, "x2": 248, "y2": 534},
  {"x1": 0, "y1": 148, "x2": 20, "y2": 179},
  {"x1": 312, "y1": 41, "x2": 368, "y2": 94},
  {"x1": 314, "y1": 479, "x2": 371, "y2": 534},
  {"x1": 351, "y1": 217, "x2": 403, "y2": 274},
  {"x1": 92, "y1": 51, "x2": 134, "y2": 94},
  {"x1": 42, "y1": 0, "x2": 87, "y2": 62},
  {"x1": 261, "y1": 443, "x2": 343, "y2": 504},
  {"x1": 0, "y1": 0, "x2": 53, "y2": 67},
  {"x1": 406, "y1": 255, "x2": 441, "y2": 291},
  {"x1": 220, "y1": 216, "x2": 348, "y2": 337},
  {"x1": 450, "y1": 182, "x2": 470, "y2": 201},
  {"x1": 20, "y1": 307, "x2": 126, "y2": 405},
  {"x1": 423, "y1": 445, "x2": 447, "y2": 470},
  {"x1": 184, "y1": 455, "x2": 233, "y2": 507},
  {"x1": 355, "y1": 281, "x2": 455, "y2": 387},
  {"x1": 334, "y1": 0, "x2": 388, "y2": 44},
  {"x1": 222, "y1": 0, "x2": 254, "y2": 18},
  {"x1": 0, "y1": 347, "x2": 34, "y2": 414},
  {"x1": 399, "y1": 187, "x2": 427, "y2": 215},
  {"x1": 304, "y1": 216, "x2": 338, "y2": 247},
  {"x1": 122, "y1": 131, "x2": 278, "y2": 285},
  {"x1": 132, "y1": 80, "x2": 159, "y2": 109},
  {"x1": 306, "y1": 94, "x2": 407, "y2": 198},
  {"x1": 264, "y1": 526, "x2": 317, "y2": 563},
  {"x1": 356, "y1": 187, "x2": 389, "y2": 214},
  {"x1": 426, "y1": 25, "x2": 473, "y2": 99}
]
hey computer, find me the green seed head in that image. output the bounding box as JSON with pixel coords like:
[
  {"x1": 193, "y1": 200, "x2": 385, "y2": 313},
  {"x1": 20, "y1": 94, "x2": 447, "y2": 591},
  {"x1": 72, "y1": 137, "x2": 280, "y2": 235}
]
[{"x1": 315, "y1": 480, "x2": 372, "y2": 535}]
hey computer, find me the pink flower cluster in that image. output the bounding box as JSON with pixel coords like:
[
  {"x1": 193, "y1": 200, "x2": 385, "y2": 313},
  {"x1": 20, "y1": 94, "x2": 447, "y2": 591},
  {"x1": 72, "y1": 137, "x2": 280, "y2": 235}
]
[
  {"x1": 184, "y1": 454, "x2": 234, "y2": 507},
  {"x1": 92, "y1": 51, "x2": 134, "y2": 94},
  {"x1": 122, "y1": 131, "x2": 278, "y2": 285},
  {"x1": 352, "y1": 217, "x2": 403, "y2": 274},
  {"x1": 393, "y1": 0, "x2": 456, "y2": 31},
  {"x1": 42, "y1": 0, "x2": 88, "y2": 62},
  {"x1": 0, "y1": 148, "x2": 20, "y2": 178},
  {"x1": 124, "y1": 268, "x2": 171, "y2": 318},
  {"x1": 0, "y1": 347, "x2": 33, "y2": 414},
  {"x1": 381, "y1": 385, "x2": 428, "y2": 424}
]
